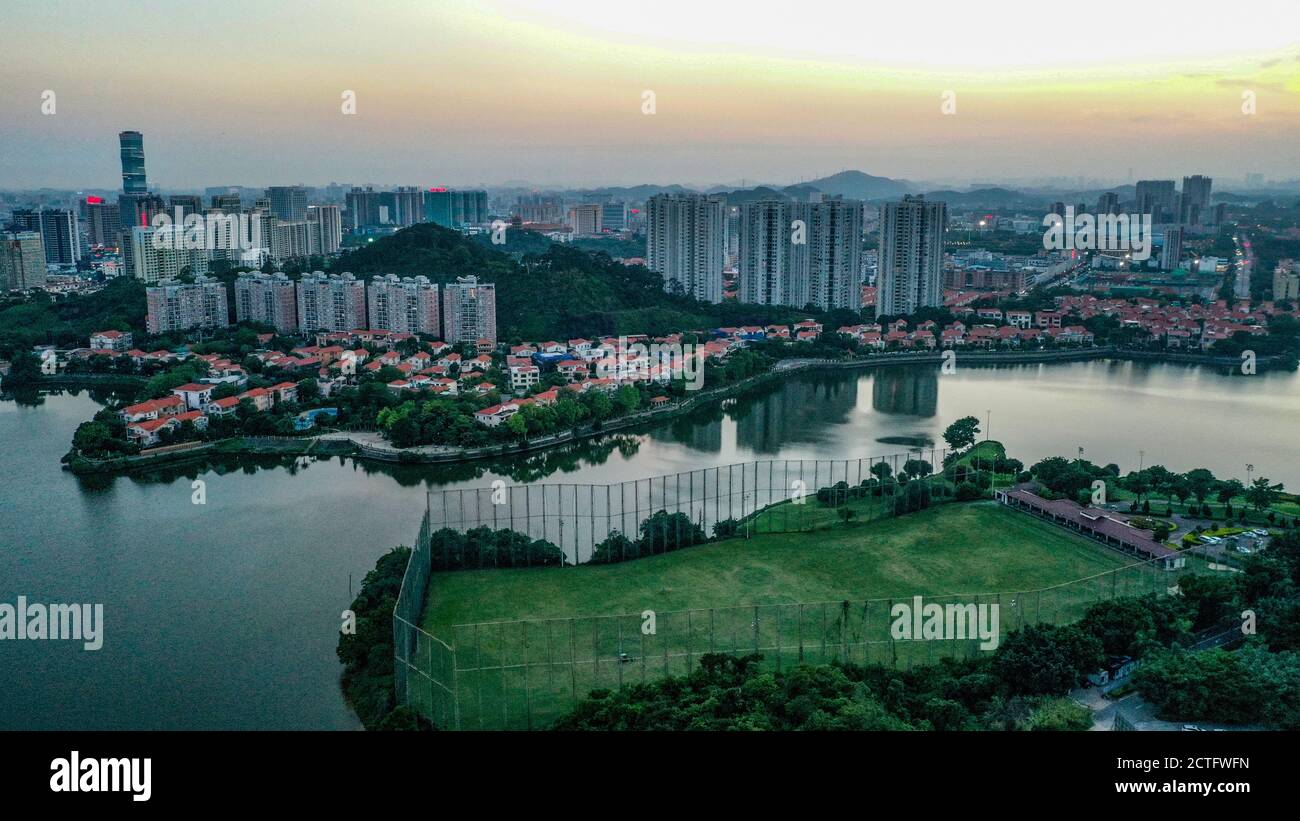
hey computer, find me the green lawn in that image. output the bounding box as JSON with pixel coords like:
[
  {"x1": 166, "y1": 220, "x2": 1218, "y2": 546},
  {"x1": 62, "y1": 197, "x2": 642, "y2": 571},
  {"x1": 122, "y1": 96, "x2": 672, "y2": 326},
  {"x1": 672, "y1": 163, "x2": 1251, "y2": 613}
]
[
  {"x1": 425, "y1": 502, "x2": 1139, "y2": 634},
  {"x1": 414, "y1": 500, "x2": 1212, "y2": 729}
]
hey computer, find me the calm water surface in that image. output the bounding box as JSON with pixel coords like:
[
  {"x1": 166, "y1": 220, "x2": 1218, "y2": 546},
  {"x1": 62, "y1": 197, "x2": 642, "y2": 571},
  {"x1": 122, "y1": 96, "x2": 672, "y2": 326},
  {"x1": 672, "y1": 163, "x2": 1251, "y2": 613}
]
[{"x1": 1, "y1": 360, "x2": 1297, "y2": 728}]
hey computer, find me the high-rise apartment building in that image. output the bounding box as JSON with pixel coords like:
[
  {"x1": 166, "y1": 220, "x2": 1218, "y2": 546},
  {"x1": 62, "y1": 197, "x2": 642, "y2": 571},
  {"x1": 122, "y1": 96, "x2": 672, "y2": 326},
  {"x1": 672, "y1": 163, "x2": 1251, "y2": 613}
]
[
  {"x1": 296, "y1": 271, "x2": 367, "y2": 332},
  {"x1": 1135, "y1": 180, "x2": 1176, "y2": 222},
  {"x1": 145, "y1": 276, "x2": 230, "y2": 334},
  {"x1": 738, "y1": 200, "x2": 791, "y2": 305},
  {"x1": 266, "y1": 186, "x2": 308, "y2": 221},
  {"x1": 168, "y1": 195, "x2": 204, "y2": 219},
  {"x1": 11, "y1": 208, "x2": 80, "y2": 265},
  {"x1": 234, "y1": 272, "x2": 299, "y2": 333},
  {"x1": 1180, "y1": 175, "x2": 1213, "y2": 225},
  {"x1": 568, "y1": 204, "x2": 603, "y2": 236},
  {"x1": 128, "y1": 225, "x2": 210, "y2": 284},
  {"x1": 306, "y1": 205, "x2": 342, "y2": 255},
  {"x1": 83, "y1": 196, "x2": 122, "y2": 248},
  {"x1": 876, "y1": 195, "x2": 947, "y2": 318},
  {"x1": 441, "y1": 275, "x2": 497, "y2": 343},
  {"x1": 645, "y1": 193, "x2": 725, "y2": 303},
  {"x1": 791, "y1": 198, "x2": 864, "y2": 311},
  {"x1": 0, "y1": 231, "x2": 47, "y2": 291},
  {"x1": 367, "y1": 274, "x2": 440, "y2": 335},
  {"x1": 425, "y1": 189, "x2": 489, "y2": 227},
  {"x1": 345, "y1": 187, "x2": 382, "y2": 229},
  {"x1": 1274, "y1": 260, "x2": 1300, "y2": 302},
  {"x1": 1160, "y1": 227, "x2": 1183, "y2": 271},
  {"x1": 269, "y1": 219, "x2": 312, "y2": 262}
]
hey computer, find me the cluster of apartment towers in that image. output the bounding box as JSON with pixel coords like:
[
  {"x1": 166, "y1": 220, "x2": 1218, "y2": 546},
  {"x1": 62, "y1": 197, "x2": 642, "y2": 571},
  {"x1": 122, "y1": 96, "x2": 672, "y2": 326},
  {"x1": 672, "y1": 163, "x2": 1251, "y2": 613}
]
[
  {"x1": 645, "y1": 193, "x2": 947, "y2": 317},
  {"x1": 145, "y1": 272, "x2": 496, "y2": 344}
]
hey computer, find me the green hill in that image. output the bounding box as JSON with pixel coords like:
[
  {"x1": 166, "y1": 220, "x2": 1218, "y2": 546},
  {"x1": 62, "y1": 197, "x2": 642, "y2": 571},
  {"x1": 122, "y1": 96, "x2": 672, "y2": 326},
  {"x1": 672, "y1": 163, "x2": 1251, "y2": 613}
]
[{"x1": 331, "y1": 223, "x2": 813, "y2": 341}]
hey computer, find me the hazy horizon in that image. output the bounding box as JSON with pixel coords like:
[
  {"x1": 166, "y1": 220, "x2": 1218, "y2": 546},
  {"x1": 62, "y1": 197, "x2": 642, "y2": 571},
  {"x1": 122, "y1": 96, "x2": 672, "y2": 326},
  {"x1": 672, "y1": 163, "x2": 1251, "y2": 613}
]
[{"x1": 3, "y1": 0, "x2": 1299, "y2": 190}]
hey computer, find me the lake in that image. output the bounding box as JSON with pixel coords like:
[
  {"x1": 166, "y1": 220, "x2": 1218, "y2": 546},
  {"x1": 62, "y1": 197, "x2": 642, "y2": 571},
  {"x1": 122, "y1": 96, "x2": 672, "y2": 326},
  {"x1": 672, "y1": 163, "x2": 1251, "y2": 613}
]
[{"x1": 1, "y1": 358, "x2": 1297, "y2": 728}]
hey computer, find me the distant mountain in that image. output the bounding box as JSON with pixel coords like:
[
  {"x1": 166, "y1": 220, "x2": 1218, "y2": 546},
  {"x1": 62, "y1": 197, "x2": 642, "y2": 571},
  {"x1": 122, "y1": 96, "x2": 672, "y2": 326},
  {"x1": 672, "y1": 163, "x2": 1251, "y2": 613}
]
[
  {"x1": 923, "y1": 187, "x2": 1038, "y2": 208},
  {"x1": 568, "y1": 184, "x2": 697, "y2": 201},
  {"x1": 800, "y1": 170, "x2": 916, "y2": 201}
]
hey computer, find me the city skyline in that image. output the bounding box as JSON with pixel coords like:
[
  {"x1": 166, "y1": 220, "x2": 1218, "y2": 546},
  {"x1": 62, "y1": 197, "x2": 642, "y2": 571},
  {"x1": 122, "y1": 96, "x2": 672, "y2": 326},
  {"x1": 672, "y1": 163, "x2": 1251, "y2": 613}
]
[{"x1": 3, "y1": 1, "x2": 1300, "y2": 189}]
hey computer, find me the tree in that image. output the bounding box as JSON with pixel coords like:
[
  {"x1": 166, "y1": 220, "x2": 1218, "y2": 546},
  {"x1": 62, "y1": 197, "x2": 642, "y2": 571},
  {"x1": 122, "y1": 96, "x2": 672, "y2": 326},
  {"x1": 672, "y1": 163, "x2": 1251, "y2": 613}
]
[
  {"x1": 1217, "y1": 478, "x2": 1245, "y2": 505},
  {"x1": 942, "y1": 416, "x2": 981, "y2": 452},
  {"x1": 1246, "y1": 476, "x2": 1282, "y2": 512},
  {"x1": 993, "y1": 624, "x2": 1104, "y2": 695}
]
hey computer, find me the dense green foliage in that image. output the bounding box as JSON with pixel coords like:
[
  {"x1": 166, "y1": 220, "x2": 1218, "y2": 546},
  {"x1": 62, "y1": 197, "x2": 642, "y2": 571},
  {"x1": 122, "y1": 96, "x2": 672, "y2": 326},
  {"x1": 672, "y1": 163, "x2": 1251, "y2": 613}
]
[
  {"x1": 0, "y1": 277, "x2": 146, "y2": 357},
  {"x1": 336, "y1": 546, "x2": 430, "y2": 730},
  {"x1": 427, "y1": 526, "x2": 566, "y2": 571}
]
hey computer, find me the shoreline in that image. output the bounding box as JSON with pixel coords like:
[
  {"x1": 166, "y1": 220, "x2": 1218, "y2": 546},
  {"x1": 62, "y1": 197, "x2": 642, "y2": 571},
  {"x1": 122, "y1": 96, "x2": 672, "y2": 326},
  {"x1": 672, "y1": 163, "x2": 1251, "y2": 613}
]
[{"x1": 57, "y1": 345, "x2": 1292, "y2": 475}]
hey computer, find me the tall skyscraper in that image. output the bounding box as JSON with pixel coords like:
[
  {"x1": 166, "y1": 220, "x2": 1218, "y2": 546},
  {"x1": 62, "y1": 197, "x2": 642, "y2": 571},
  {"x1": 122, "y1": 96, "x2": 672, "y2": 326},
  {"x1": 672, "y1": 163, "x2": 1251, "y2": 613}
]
[
  {"x1": 791, "y1": 198, "x2": 864, "y2": 311},
  {"x1": 145, "y1": 276, "x2": 230, "y2": 334},
  {"x1": 11, "y1": 208, "x2": 81, "y2": 265},
  {"x1": 645, "y1": 193, "x2": 725, "y2": 303},
  {"x1": 265, "y1": 186, "x2": 308, "y2": 221},
  {"x1": 234, "y1": 272, "x2": 298, "y2": 333},
  {"x1": 119, "y1": 131, "x2": 147, "y2": 195},
  {"x1": 441, "y1": 275, "x2": 497, "y2": 343},
  {"x1": 876, "y1": 195, "x2": 947, "y2": 318},
  {"x1": 306, "y1": 205, "x2": 343, "y2": 255},
  {"x1": 1180, "y1": 175, "x2": 1213, "y2": 225},
  {"x1": 268, "y1": 219, "x2": 312, "y2": 262},
  {"x1": 296, "y1": 272, "x2": 366, "y2": 332},
  {"x1": 738, "y1": 199, "x2": 790, "y2": 305},
  {"x1": 0, "y1": 231, "x2": 47, "y2": 291},
  {"x1": 367, "y1": 274, "x2": 440, "y2": 335},
  {"x1": 1096, "y1": 192, "x2": 1121, "y2": 215}
]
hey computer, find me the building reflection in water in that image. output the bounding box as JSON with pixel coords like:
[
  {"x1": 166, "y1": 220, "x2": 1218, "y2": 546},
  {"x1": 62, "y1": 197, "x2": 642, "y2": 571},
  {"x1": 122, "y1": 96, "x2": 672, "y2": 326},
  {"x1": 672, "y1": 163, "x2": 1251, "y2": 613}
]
[
  {"x1": 732, "y1": 373, "x2": 859, "y2": 453},
  {"x1": 871, "y1": 366, "x2": 939, "y2": 417}
]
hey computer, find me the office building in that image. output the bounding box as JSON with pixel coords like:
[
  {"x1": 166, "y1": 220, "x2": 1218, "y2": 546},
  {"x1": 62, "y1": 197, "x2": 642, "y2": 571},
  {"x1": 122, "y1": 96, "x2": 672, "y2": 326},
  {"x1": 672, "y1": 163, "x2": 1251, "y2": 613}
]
[
  {"x1": 568, "y1": 204, "x2": 603, "y2": 236},
  {"x1": 601, "y1": 201, "x2": 627, "y2": 232},
  {"x1": 441, "y1": 275, "x2": 497, "y2": 343},
  {"x1": 168, "y1": 195, "x2": 204, "y2": 219},
  {"x1": 296, "y1": 271, "x2": 366, "y2": 332},
  {"x1": 876, "y1": 195, "x2": 947, "y2": 317},
  {"x1": 425, "y1": 189, "x2": 489, "y2": 227},
  {"x1": 645, "y1": 193, "x2": 725, "y2": 303},
  {"x1": 234, "y1": 272, "x2": 299, "y2": 333},
  {"x1": 0, "y1": 231, "x2": 47, "y2": 291},
  {"x1": 367, "y1": 274, "x2": 440, "y2": 335},
  {"x1": 145, "y1": 276, "x2": 230, "y2": 334},
  {"x1": 119, "y1": 131, "x2": 147, "y2": 195}
]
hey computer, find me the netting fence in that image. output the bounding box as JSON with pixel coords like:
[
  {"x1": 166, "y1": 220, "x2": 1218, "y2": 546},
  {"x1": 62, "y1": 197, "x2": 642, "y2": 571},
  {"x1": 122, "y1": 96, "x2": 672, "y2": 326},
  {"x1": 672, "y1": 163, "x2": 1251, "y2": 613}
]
[
  {"x1": 392, "y1": 449, "x2": 1223, "y2": 730},
  {"x1": 421, "y1": 448, "x2": 977, "y2": 566}
]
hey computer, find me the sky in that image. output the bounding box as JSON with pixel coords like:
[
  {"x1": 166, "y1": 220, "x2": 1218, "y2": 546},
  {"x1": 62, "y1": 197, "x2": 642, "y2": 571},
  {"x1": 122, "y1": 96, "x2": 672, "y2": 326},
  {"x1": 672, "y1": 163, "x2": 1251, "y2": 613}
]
[{"x1": 2, "y1": 0, "x2": 1299, "y2": 191}]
